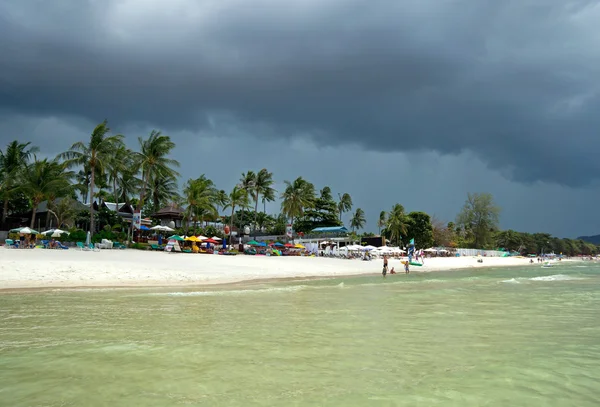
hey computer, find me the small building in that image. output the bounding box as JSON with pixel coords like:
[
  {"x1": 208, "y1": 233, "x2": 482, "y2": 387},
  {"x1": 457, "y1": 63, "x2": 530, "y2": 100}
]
[{"x1": 151, "y1": 204, "x2": 185, "y2": 228}]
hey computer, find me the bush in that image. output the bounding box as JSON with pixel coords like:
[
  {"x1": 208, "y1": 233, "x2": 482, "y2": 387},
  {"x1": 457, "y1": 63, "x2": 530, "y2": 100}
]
[{"x1": 130, "y1": 243, "x2": 149, "y2": 250}]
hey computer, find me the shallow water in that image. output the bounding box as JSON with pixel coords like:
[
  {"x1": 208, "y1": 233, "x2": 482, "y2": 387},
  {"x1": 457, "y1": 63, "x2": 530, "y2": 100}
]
[{"x1": 1, "y1": 262, "x2": 600, "y2": 406}]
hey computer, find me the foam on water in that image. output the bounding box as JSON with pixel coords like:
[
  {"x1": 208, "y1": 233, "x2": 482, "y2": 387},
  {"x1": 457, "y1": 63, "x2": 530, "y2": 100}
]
[
  {"x1": 502, "y1": 278, "x2": 520, "y2": 284},
  {"x1": 529, "y1": 274, "x2": 582, "y2": 282},
  {"x1": 151, "y1": 285, "x2": 308, "y2": 296}
]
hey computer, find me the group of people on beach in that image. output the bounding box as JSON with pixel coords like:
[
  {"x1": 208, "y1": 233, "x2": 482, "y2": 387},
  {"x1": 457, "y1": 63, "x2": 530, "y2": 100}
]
[{"x1": 381, "y1": 255, "x2": 409, "y2": 278}]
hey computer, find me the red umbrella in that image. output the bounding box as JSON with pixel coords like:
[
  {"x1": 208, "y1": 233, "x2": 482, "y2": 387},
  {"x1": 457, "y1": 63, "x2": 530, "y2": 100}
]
[
  {"x1": 284, "y1": 243, "x2": 294, "y2": 248},
  {"x1": 204, "y1": 238, "x2": 218, "y2": 244}
]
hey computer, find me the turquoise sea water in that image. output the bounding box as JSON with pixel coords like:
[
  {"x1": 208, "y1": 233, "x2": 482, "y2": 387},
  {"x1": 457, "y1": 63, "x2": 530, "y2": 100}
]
[{"x1": 1, "y1": 262, "x2": 599, "y2": 406}]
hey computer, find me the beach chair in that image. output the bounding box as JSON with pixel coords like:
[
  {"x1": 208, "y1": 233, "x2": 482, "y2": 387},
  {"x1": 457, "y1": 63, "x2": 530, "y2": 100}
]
[
  {"x1": 57, "y1": 242, "x2": 69, "y2": 250},
  {"x1": 150, "y1": 244, "x2": 161, "y2": 251},
  {"x1": 88, "y1": 243, "x2": 100, "y2": 252},
  {"x1": 113, "y1": 242, "x2": 126, "y2": 249},
  {"x1": 76, "y1": 242, "x2": 87, "y2": 250},
  {"x1": 4, "y1": 239, "x2": 15, "y2": 249}
]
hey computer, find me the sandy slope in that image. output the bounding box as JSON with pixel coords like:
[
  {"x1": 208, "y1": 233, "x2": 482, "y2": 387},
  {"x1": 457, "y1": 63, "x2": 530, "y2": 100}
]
[{"x1": 0, "y1": 248, "x2": 545, "y2": 290}]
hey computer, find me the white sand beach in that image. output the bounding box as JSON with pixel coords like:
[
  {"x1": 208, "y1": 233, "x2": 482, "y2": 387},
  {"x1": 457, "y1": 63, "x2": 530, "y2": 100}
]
[{"x1": 0, "y1": 248, "x2": 546, "y2": 290}]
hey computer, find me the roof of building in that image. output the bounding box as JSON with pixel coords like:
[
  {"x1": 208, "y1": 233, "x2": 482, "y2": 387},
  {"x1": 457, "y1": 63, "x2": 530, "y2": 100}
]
[
  {"x1": 152, "y1": 204, "x2": 185, "y2": 218},
  {"x1": 35, "y1": 198, "x2": 90, "y2": 213},
  {"x1": 311, "y1": 226, "x2": 349, "y2": 233}
]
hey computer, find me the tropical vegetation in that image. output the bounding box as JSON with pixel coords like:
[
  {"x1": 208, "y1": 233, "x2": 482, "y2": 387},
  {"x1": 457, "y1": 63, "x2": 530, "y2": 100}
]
[{"x1": 0, "y1": 121, "x2": 597, "y2": 256}]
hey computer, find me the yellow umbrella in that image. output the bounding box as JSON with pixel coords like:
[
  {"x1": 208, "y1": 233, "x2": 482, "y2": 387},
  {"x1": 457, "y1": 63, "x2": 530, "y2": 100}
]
[
  {"x1": 295, "y1": 244, "x2": 305, "y2": 249},
  {"x1": 185, "y1": 236, "x2": 200, "y2": 242}
]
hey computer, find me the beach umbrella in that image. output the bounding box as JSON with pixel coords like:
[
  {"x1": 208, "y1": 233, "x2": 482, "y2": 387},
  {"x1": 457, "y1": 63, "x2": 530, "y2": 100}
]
[
  {"x1": 294, "y1": 244, "x2": 305, "y2": 249},
  {"x1": 150, "y1": 225, "x2": 165, "y2": 231},
  {"x1": 10, "y1": 226, "x2": 38, "y2": 234},
  {"x1": 273, "y1": 242, "x2": 284, "y2": 247},
  {"x1": 284, "y1": 243, "x2": 294, "y2": 248},
  {"x1": 161, "y1": 226, "x2": 175, "y2": 232},
  {"x1": 248, "y1": 240, "x2": 259, "y2": 245},
  {"x1": 185, "y1": 236, "x2": 200, "y2": 242},
  {"x1": 203, "y1": 238, "x2": 218, "y2": 244},
  {"x1": 51, "y1": 229, "x2": 69, "y2": 238},
  {"x1": 196, "y1": 235, "x2": 208, "y2": 240},
  {"x1": 86, "y1": 231, "x2": 91, "y2": 246},
  {"x1": 363, "y1": 245, "x2": 377, "y2": 251},
  {"x1": 168, "y1": 235, "x2": 184, "y2": 241},
  {"x1": 211, "y1": 236, "x2": 222, "y2": 241},
  {"x1": 257, "y1": 241, "x2": 267, "y2": 247}
]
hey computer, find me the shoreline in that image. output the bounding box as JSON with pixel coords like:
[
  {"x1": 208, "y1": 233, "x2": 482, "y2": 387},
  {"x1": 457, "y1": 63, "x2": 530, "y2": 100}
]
[{"x1": 0, "y1": 249, "x2": 571, "y2": 293}]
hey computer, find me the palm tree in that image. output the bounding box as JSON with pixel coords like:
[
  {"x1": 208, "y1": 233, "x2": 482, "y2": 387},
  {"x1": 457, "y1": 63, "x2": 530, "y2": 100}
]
[
  {"x1": 239, "y1": 171, "x2": 256, "y2": 229},
  {"x1": 118, "y1": 169, "x2": 142, "y2": 206},
  {"x1": 385, "y1": 203, "x2": 408, "y2": 245},
  {"x1": 224, "y1": 185, "x2": 247, "y2": 241},
  {"x1": 280, "y1": 177, "x2": 315, "y2": 231},
  {"x1": 377, "y1": 211, "x2": 387, "y2": 235},
  {"x1": 183, "y1": 175, "x2": 217, "y2": 234},
  {"x1": 135, "y1": 130, "x2": 180, "y2": 211},
  {"x1": 320, "y1": 186, "x2": 333, "y2": 201},
  {"x1": 148, "y1": 170, "x2": 179, "y2": 214},
  {"x1": 337, "y1": 192, "x2": 353, "y2": 221},
  {"x1": 106, "y1": 145, "x2": 130, "y2": 206},
  {"x1": 350, "y1": 208, "x2": 366, "y2": 231},
  {"x1": 21, "y1": 158, "x2": 72, "y2": 228},
  {"x1": 61, "y1": 120, "x2": 124, "y2": 235},
  {"x1": 261, "y1": 185, "x2": 276, "y2": 213},
  {"x1": 252, "y1": 168, "x2": 275, "y2": 230},
  {"x1": 0, "y1": 141, "x2": 38, "y2": 226},
  {"x1": 216, "y1": 189, "x2": 228, "y2": 215}
]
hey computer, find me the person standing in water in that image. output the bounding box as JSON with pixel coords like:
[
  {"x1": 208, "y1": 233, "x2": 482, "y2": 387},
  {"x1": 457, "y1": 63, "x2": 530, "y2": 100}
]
[
  {"x1": 382, "y1": 255, "x2": 388, "y2": 278},
  {"x1": 404, "y1": 261, "x2": 410, "y2": 274}
]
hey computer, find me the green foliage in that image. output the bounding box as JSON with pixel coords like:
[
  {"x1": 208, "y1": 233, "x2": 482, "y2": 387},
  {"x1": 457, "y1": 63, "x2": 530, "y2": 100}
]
[
  {"x1": 405, "y1": 212, "x2": 433, "y2": 249},
  {"x1": 130, "y1": 242, "x2": 149, "y2": 250},
  {"x1": 350, "y1": 208, "x2": 366, "y2": 231},
  {"x1": 294, "y1": 187, "x2": 341, "y2": 233},
  {"x1": 456, "y1": 192, "x2": 501, "y2": 249}
]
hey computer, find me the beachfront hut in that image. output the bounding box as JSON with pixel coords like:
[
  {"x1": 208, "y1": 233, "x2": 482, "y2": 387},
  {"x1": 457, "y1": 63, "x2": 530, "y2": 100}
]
[{"x1": 151, "y1": 204, "x2": 185, "y2": 228}]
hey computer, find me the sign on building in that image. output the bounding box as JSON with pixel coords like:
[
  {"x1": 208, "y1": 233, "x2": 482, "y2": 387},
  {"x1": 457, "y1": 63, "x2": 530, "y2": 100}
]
[
  {"x1": 133, "y1": 210, "x2": 142, "y2": 230},
  {"x1": 286, "y1": 224, "x2": 293, "y2": 238}
]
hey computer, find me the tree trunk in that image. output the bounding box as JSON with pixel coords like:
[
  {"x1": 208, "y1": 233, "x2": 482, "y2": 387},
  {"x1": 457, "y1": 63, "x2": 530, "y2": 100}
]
[
  {"x1": 89, "y1": 168, "x2": 96, "y2": 235},
  {"x1": 30, "y1": 205, "x2": 38, "y2": 229},
  {"x1": 113, "y1": 178, "x2": 119, "y2": 210},
  {"x1": 229, "y1": 205, "x2": 235, "y2": 242},
  {"x1": 137, "y1": 170, "x2": 150, "y2": 211},
  {"x1": 2, "y1": 199, "x2": 9, "y2": 227},
  {"x1": 254, "y1": 191, "x2": 259, "y2": 231}
]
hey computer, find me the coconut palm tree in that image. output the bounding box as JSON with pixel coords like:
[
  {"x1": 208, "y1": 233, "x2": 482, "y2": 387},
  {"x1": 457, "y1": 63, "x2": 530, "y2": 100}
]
[
  {"x1": 60, "y1": 120, "x2": 124, "y2": 235},
  {"x1": 0, "y1": 140, "x2": 38, "y2": 226},
  {"x1": 106, "y1": 145, "x2": 131, "y2": 206},
  {"x1": 385, "y1": 203, "x2": 408, "y2": 246},
  {"x1": 148, "y1": 170, "x2": 179, "y2": 214},
  {"x1": 252, "y1": 168, "x2": 275, "y2": 230},
  {"x1": 337, "y1": 192, "x2": 352, "y2": 221},
  {"x1": 280, "y1": 177, "x2": 315, "y2": 229},
  {"x1": 377, "y1": 210, "x2": 387, "y2": 235},
  {"x1": 21, "y1": 158, "x2": 73, "y2": 228},
  {"x1": 224, "y1": 185, "x2": 247, "y2": 241},
  {"x1": 117, "y1": 169, "x2": 142, "y2": 206},
  {"x1": 183, "y1": 175, "x2": 217, "y2": 234},
  {"x1": 135, "y1": 130, "x2": 180, "y2": 211},
  {"x1": 350, "y1": 208, "x2": 366, "y2": 232},
  {"x1": 261, "y1": 185, "x2": 276, "y2": 213},
  {"x1": 239, "y1": 170, "x2": 256, "y2": 229},
  {"x1": 216, "y1": 189, "x2": 228, "y2": 215}
]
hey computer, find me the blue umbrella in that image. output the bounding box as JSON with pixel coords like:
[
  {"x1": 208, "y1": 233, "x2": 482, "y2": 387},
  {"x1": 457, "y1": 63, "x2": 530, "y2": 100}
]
[
  {"x1": 140, "y1": 225, "x2": 150, "y2": 231},
  {"x1": 257, "y1": 241, "x2": 267, "y2": 247}
]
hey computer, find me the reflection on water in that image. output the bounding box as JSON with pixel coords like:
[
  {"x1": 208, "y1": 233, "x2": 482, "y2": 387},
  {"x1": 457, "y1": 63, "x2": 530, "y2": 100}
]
[{"x1": 1, "y1": 263, "x2": 600, "y2": 406}]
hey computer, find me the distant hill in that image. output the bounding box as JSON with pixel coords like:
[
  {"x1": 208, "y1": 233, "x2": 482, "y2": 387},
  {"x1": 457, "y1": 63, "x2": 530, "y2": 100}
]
[{"x1": 577, "y1": 235, "x2": 600, "y2": 245}]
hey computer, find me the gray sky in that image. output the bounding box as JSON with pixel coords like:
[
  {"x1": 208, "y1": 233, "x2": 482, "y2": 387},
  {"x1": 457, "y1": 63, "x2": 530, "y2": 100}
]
[{"x1": 1, "y1": 0, "x2": 599, "y2": 238}]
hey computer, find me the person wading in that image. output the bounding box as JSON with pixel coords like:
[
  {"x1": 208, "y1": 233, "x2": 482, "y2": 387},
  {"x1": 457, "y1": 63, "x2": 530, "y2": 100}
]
[{"x1": 382, "y1": 255, "x2": 388, "y2": 278}]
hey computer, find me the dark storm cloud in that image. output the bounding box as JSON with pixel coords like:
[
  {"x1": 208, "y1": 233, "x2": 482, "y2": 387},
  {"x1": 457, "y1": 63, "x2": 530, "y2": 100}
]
[{"x1": 1, "y1": 0, "x2": 599, "y2": 186}]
